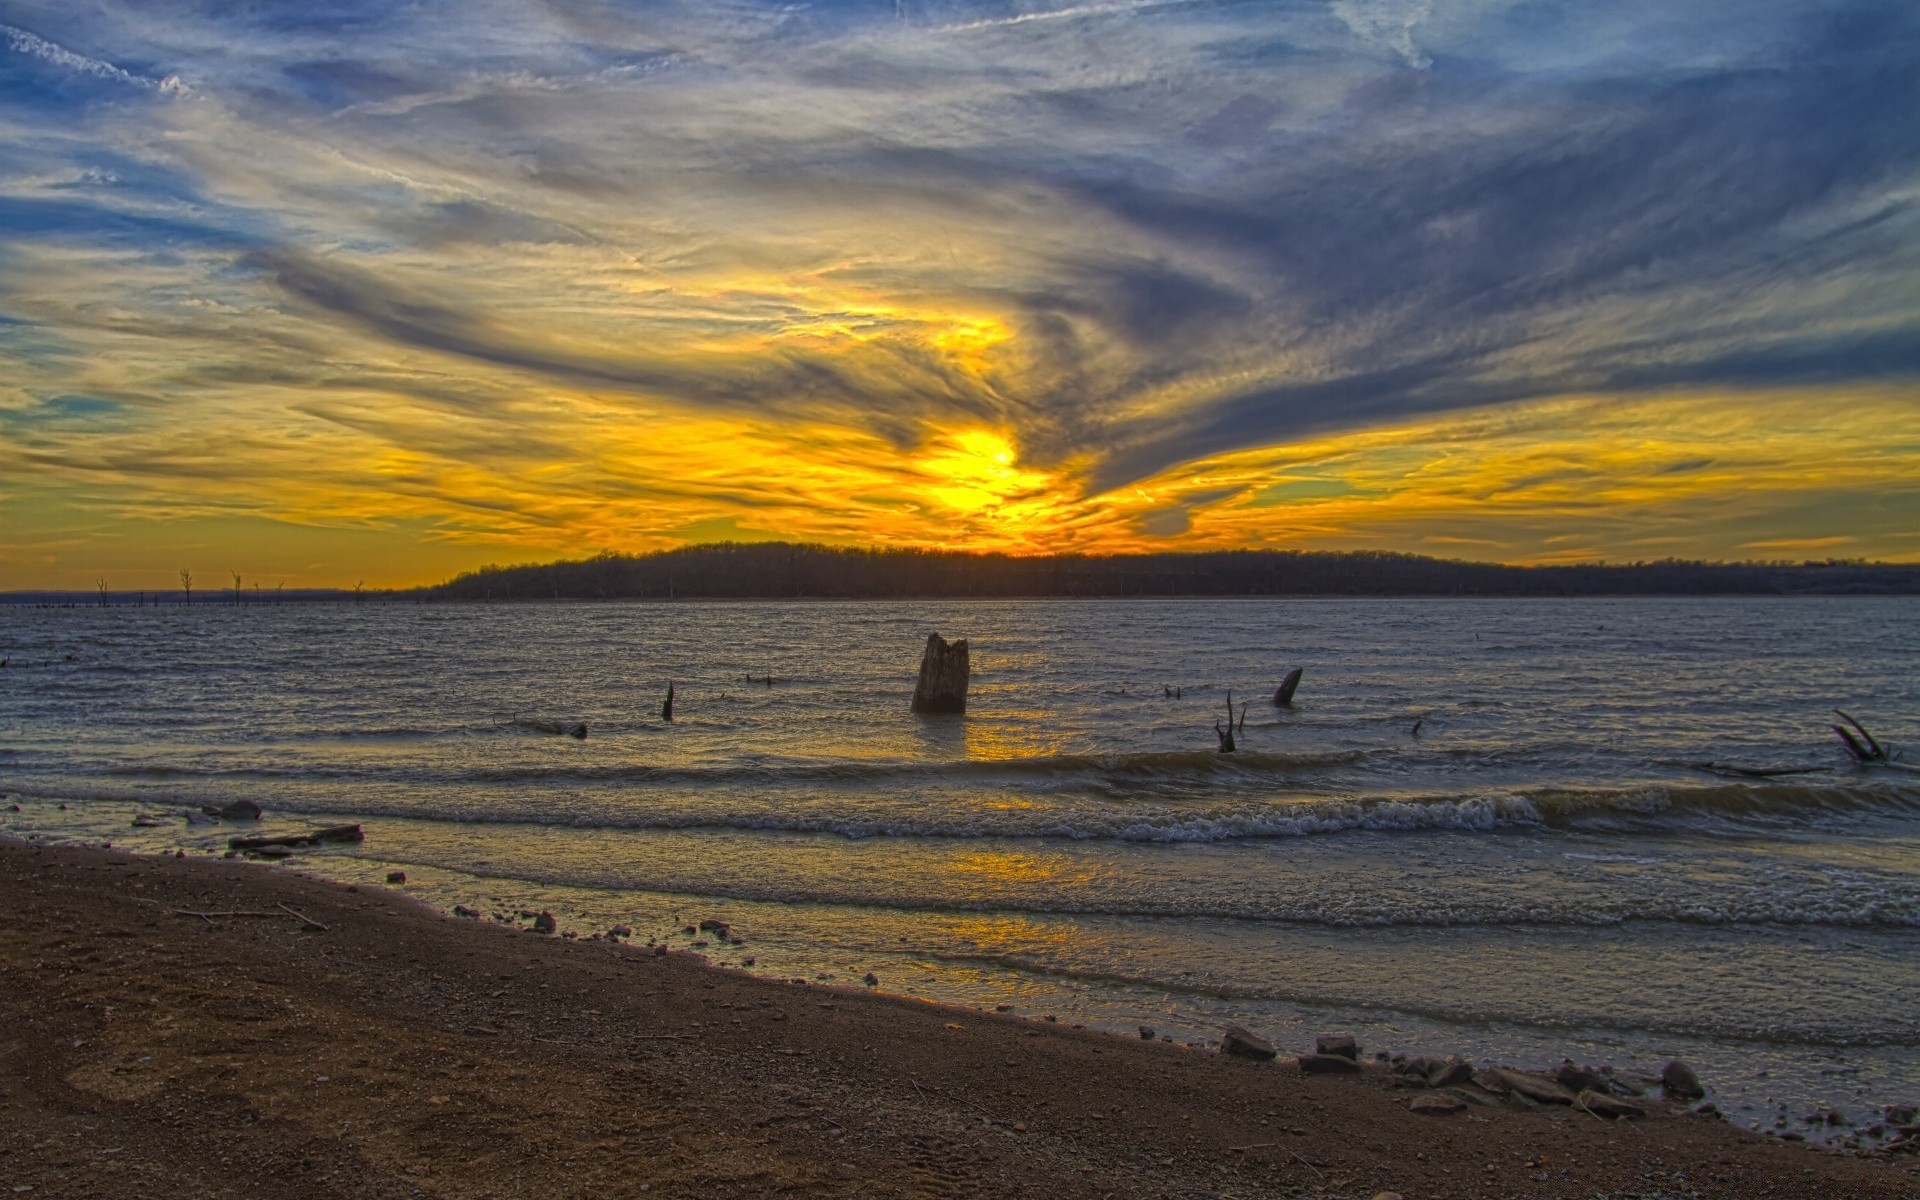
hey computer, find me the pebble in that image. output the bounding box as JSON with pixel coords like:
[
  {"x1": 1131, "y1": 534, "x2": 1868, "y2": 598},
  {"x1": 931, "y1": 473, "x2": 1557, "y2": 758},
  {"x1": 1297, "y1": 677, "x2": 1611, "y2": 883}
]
[{"x1": 1298, "y1": 1054, "x2": 1362, "y2": 1075}]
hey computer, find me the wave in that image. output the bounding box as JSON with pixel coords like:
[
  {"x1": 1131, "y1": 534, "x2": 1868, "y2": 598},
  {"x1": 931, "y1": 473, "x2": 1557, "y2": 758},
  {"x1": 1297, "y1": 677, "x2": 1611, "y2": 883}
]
[
  {"x1": 349, "y1": 851, "x2": 1920, "y2": 929},
  {"x1": 211, "y1": 776, "x2": 1918, "y2": 842}
]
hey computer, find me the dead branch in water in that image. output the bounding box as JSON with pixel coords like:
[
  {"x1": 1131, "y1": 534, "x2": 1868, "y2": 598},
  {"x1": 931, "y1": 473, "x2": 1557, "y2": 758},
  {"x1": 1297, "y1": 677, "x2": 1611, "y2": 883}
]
[
  {"x1": 1273, "y1": 667, "x2": 1303, "y2": 706},
  {"x1": 1215, "y1": 690, "x2": 1237, "y2": 752},
  {"x1": 1833, "y1": 710, "x2": 1890, "y2": 762},
  {"x1": 662, "y1": 682, "x2": 675, "y2": 723},
  {"x1": 1687, "y1": 762, "x2": 1827, "y2": 779}
]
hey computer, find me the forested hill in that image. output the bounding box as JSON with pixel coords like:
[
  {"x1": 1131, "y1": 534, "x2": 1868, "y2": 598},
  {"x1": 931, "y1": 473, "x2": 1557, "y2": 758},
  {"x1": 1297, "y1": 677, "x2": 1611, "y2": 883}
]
[{"x1": 426, "y1": 544, "x2": 1920, "y2": 600}]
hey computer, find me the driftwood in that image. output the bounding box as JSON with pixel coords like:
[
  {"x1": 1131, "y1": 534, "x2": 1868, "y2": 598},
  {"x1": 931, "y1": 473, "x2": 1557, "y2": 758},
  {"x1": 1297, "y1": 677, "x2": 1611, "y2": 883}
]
[
  {"x1": 277, "y1": 901, "x2": 328, "y2": 932},
  {"x1": 201, "y1": 799, "x2": 262, "y2": 821},
  {"x1": 662, "y1": 683, "x2": 675, "y2": 723},
  {"x1": 1833, "y1": 710, "x2": 1894, "y2": 763},
  {"x1": 1215, "y1": 691, "x2": 1237, "y2": 752},
  {"x1": 911, "y1": 634, "x2": 969, "y2": 714},
  {"x1": 1273, "y1": 667, "x2": 1303, "y2": 706},
  {"x1": 229, "y1": 824, "x2": 363, "y2": 850},
  {"x1": 1687, "y1": 762, "x2": 1827, "y2": 779}
]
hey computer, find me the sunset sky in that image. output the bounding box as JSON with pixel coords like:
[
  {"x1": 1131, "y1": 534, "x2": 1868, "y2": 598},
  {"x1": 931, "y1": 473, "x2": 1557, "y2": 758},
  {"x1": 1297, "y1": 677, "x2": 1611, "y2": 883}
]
[{"x1": 2, "y1": 0, "x2": 1916, "y2": 588}]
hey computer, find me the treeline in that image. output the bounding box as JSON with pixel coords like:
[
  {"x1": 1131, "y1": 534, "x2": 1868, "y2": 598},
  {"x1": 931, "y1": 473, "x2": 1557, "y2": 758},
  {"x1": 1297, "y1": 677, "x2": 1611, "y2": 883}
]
[{"x1": 426, "y1": 544, "x2": 1920, "y2": 600}]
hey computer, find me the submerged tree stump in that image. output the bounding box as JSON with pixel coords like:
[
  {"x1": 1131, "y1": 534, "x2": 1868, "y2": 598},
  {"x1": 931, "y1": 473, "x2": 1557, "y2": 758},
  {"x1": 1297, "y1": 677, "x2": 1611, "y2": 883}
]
[{"x1": 911, "y1": 634, "x2": 970, "y2": 714}]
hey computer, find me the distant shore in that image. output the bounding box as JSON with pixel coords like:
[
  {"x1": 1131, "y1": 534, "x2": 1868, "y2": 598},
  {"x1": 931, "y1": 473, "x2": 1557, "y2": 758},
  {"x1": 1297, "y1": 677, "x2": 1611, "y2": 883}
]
[
  {"x1": 4, "y1": 840, "x2": 1915, "y2": 1199},
  {"x1": 7, "y1": 542, "x2": 1920, "y2": 603}
]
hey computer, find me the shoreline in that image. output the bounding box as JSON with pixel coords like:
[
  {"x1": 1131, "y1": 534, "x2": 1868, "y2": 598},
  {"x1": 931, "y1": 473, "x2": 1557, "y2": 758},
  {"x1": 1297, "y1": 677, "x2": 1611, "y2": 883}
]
[{"x1": 4, "y1": 840, "x2": 1915, "y2": 1199}]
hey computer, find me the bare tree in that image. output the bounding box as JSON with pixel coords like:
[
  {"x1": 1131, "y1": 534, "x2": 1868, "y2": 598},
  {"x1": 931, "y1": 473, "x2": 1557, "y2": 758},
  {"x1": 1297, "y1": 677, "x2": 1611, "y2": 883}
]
[
  {"x1": 353, "y1": 580, "x2": 365, "y2": 603},
  {"x1": 231, "y1": 572, "x2": 242, "y2": 606},
  {"x1": 276, "y1": 581, "x2": 285, "y2": 604},
  {"x1": 179, "y1": 568, "x2": 192, "y2": 606},
  {"x1": 97, "y1": 576, "x2": 108, "y2": 608}
]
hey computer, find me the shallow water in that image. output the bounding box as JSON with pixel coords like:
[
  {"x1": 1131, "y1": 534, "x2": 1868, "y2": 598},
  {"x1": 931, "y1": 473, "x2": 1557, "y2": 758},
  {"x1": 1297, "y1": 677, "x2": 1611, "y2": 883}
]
[{"x1": 3, "y1": 596, "x2": 1916, "y2": 1138}]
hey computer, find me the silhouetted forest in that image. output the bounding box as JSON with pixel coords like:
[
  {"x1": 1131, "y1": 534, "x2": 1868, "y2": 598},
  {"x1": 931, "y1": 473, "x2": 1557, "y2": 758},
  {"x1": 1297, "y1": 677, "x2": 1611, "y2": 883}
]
[{"x1": 427, "y1": 544, "x2": 1920, "y2": 600}]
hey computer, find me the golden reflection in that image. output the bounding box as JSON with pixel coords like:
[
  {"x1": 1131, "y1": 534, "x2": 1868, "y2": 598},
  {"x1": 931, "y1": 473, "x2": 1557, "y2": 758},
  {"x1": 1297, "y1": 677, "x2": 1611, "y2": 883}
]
[
  {"x1": 937, "y1": 913, "x2": 1072, "y2": 954},
  {"x1": 962, "y1": 708, "x2": 1063, "y2": 762},
  {"x1": 948, "y1": 851, "x2": 1058, "y2": 882}
]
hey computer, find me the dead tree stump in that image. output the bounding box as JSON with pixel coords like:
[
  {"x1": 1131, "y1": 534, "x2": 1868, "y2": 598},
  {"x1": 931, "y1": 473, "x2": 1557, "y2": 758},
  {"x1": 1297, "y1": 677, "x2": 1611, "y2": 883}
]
[{"x1": 911, "y1": 634, "x2": 970, "y2": 714}]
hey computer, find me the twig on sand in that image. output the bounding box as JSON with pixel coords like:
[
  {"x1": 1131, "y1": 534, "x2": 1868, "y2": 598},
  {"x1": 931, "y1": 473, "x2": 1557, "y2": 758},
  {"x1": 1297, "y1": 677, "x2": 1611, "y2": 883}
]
[
  {"x1": 631, "y1": 1034, "x2": 697, "y2": 1041},
  {"x1": 1227, "y1": 1141, "x2": 1278, "y2": 1153},
  {"x1": 171, "y1": 909, "x2": 281, "y2": 922},
  {"x1": 1288, "y1": 1151, "x2": 1324, "y2": 1180},
  {"x1": 277, "y1": 901, "x2": 328, "y2": 931}
]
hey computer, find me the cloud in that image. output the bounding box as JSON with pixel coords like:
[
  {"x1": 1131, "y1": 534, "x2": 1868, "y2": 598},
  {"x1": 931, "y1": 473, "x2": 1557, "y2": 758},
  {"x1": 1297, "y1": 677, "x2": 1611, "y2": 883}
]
[{"x1": 0, "y1": 0, "x2": 1917, "y2": 582}]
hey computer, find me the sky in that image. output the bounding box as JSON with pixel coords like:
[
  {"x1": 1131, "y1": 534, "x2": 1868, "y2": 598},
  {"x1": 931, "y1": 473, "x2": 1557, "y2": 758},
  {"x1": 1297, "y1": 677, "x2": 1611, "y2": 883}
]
[{"x1": 1, "y1": 0, "x2": 1916, "y2": 588}]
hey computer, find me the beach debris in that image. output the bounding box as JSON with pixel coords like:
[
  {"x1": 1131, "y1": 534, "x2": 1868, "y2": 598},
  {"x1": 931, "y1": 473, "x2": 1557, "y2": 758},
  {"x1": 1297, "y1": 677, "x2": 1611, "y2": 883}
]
[
  {"x1": 203, "y1": 799, "x2": 262, "y2": 821},
  {"x1": 910, "y1": 633, "x2": 970, "y2": 714},
  {"x1": 1215, "y1": 691, "x2": 1237, "y2": 752},
  {"x1": 1443, "y1": 1086, "x2": 1500, "y2": 1108},
  {"x1": 1298, "y1": 1053, "x2": 1362, "y2": 1074},
  {"x1": 862, "y1": 972, "x2": 878, "y2": 987},
  {"x1": 278, "y1": 901, "x2": 328, "y2": 931},
  {"x1": 1163, "y1": 685, "x2": 1183, "y2": 698},
  {"x1": 662, "y1": 683, "x2": 675, "y2": 723},
  {"x1": 454, "y1": 905, "x2": 481, "y2": 919},
  {"x1": 1273, "y1": 667, "x2": 1304, "y2": 706},
  {"x1": 1555, "y1": 1062, "x2": 1608, "y2": 1093},
  {"x1": 1411, "y1": 717, "x2": 1423, "y2": 737},
  {"x1": 1661, "y1": 1059, "x2": 1705, "y2": 1099},
  {"x1": 1577, "y1": 1089, "x2": 1646, "y2": 1119},
  {"x1": 1481, "y1": 1068, "x2": 1577, "y2": 1105},
  {"x1": 1833, "y1": 710, "x2": 1904, "y2": 766},
  {"x1": 532, "y1": 911, "x2": 557, "y2": 935},
  {"x1": 1139, "y1": 1025, "x2": 1156, "y2": 1040},
  {"x1": 1410, "y1": 1093, "x2": 1465, "y2": 1116},
  {"x1": 229, "y1": 825, "x2": 363, "y2": 851},
  {"x1": 131, "y1": 813, "x2": 171, "y2": 828},
  {"x1": 1316, "y1": 1033, "x2": 1359, "y2": 1061},
  {"x1": 698, "y1": 918, "x2": 732, "y2": 941},
  {"x1": 1221, "y1": 1026, "x2": 1276, "y2": 1060},
  {"x1": 1428, "y1": 1060, "x2": 1474, "y2": 1088},
  {"x1": 609, "y1": 924, "x2": 632, "y2": 938},
  {"x1": 1686, "y1": 761, "x2": 1826, "y2": 779},
  {"x1": 169, "y1": 904, "x2": 323, "y2": 931},
  {"x1": 523, "y1": 719, "x2": 587, "y2": 738}
]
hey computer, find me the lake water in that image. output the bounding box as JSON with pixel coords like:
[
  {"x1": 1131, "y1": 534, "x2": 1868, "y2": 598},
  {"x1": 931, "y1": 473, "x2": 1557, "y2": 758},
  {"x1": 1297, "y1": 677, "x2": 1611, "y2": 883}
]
[{"x1": 3, "y1": 597, "x2": 1916, "y2": 1138}]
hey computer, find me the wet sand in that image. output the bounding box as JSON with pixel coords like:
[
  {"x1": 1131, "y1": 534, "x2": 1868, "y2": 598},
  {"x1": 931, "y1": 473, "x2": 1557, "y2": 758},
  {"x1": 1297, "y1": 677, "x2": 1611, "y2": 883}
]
[{"x1": 2, "y1": 841, "x2": 1914, "y2": 1199}]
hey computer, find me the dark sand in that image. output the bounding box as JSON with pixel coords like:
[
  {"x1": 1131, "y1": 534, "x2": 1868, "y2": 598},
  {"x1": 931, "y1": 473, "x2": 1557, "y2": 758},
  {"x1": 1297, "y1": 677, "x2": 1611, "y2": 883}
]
[{"x1": 3, "y1": 841, "x2": 1915, "y2": 1199}]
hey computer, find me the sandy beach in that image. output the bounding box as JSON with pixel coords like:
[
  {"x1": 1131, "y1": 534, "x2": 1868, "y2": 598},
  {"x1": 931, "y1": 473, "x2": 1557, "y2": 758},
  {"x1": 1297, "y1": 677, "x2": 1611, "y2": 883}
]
[{"x1": 2, "y1": 841, "x2": 1914, "y2": 1199}]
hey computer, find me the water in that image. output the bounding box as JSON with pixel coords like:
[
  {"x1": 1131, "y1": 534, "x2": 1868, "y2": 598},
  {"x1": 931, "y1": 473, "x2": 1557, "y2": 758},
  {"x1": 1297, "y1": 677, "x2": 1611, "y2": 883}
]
[{"x1": 3, "y1": 597, "x2": 1917, "y2": 1138}]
